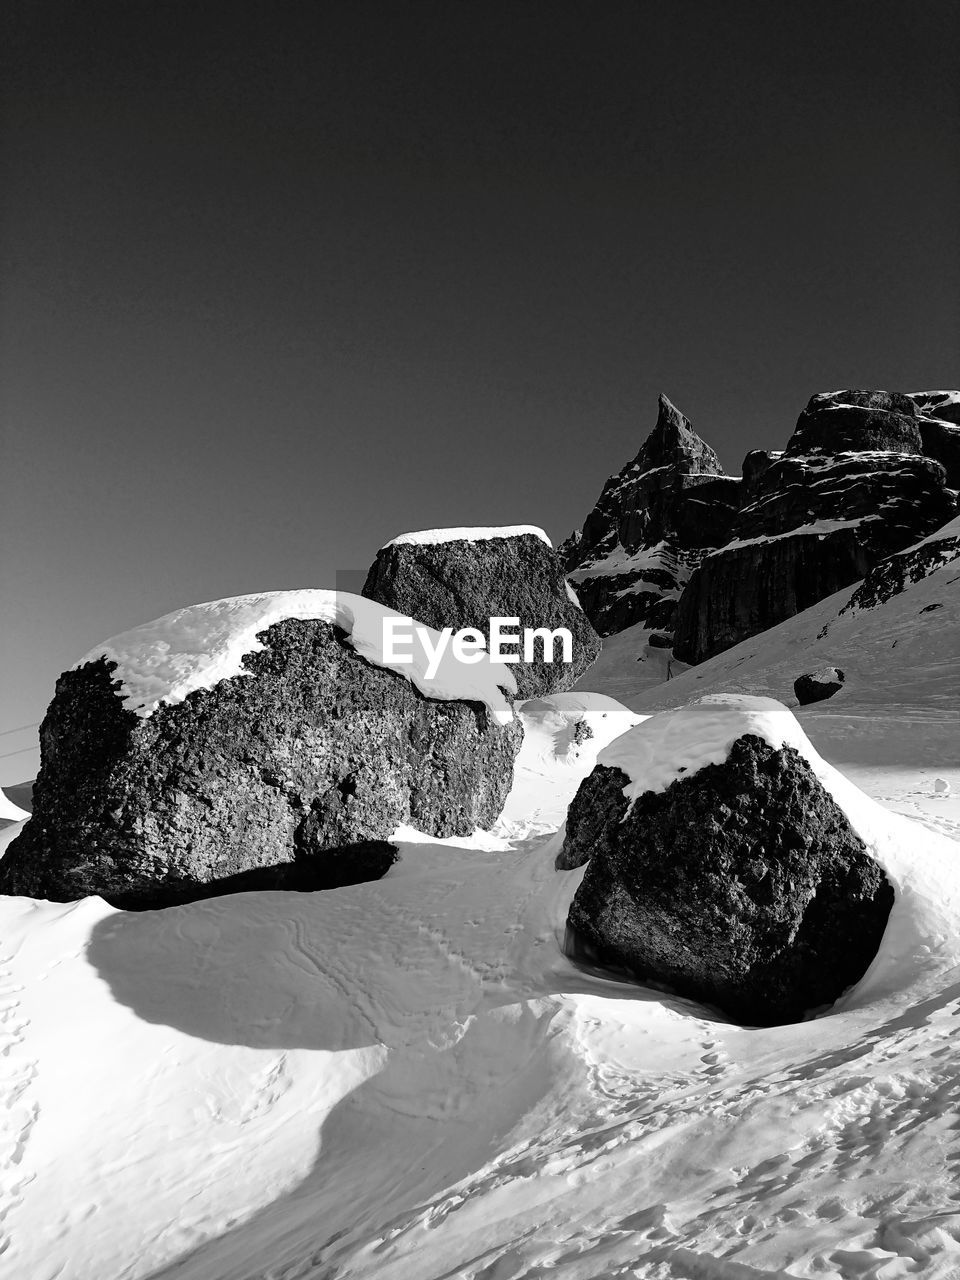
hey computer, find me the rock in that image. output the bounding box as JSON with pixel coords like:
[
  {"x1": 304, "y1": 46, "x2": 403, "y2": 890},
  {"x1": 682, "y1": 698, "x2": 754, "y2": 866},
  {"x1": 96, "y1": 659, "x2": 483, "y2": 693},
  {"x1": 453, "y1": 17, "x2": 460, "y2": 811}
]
[
  {"x1": 835, "y1": 515, "x2": 960, "y2": 617},
  {"x1": 742, "y1": 449, "x2": 783, "y2": 503},
  {"x1": 934, "y1": 778, "x2": 951, "y2": 795},
  {"x1": 362, "y1": 527, "x2": 600, "y2": 699},
  {"x1": 0, "y1": 595, "x2": 523, "y2": 909},
  {"x1": 675, "y1": 527, "x2": 874, "y2": 665},
  {"x1": 786, "y1": 390, "x2": 922, "y2": 455},
  {"x1": 673, "y1": 389, "x2": 957, "y2": 664},
  {"x1": 906, "y1": 392, "x2": 960, "y2": 488},
  {"x1": 559, "y1": 394, "x2": 740, "y2": 639},
  {"x1": 907, "y1": 390, "x2": 960, "y2": 427},
  {"x1": 794, "y1": 667, "x2": 845, "y2": 705},
  {"x1": 559, "y1": 698, "x2": 893, "y2": 1026}
]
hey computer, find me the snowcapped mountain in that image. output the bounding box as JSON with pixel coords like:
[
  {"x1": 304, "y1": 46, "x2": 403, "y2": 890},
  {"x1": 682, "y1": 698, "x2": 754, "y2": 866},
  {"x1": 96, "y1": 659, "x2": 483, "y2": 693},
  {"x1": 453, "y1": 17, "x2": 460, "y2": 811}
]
[
  {"x1": 564, "y1": 388, "x2": 958, "y2": 670},
  {"x1": 559, "y1": 393, "x2": 740, "y2": 638}
]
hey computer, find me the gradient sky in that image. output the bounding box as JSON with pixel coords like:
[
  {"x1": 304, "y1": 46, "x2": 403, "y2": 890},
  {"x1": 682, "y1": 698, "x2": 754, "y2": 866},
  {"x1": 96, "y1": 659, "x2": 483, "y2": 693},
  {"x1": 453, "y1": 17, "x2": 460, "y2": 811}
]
[{"x1": 2, "y1": 0, "x2": 958, "y2": 783}]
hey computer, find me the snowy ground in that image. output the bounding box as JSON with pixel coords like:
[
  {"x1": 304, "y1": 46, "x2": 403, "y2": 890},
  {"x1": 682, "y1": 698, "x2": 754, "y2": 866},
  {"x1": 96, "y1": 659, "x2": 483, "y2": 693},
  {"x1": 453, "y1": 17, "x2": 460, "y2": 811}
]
[{"x1": 3, "y1": 649, "x2": 960, "y2": 1280}]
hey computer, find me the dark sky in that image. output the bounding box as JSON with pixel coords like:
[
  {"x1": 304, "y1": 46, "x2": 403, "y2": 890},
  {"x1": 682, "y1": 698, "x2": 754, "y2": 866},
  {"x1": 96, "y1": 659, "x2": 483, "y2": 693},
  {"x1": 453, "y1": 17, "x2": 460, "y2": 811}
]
[{"x1": 2, "y1": 0, "x2": 958, "y2": 782}]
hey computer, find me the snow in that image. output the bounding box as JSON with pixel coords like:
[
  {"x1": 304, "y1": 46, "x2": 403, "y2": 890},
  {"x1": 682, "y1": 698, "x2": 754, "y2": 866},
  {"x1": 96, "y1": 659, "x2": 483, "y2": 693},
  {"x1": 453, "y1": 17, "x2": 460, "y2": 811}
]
[
  {"x1": 563, "y1": 579, "x2": 582, "y2": 608},
  {"x1": 597, "y1": 693, "x2": 821, "y2": 802},
  {"x1": 567, "y1": 539, "x2": 689, "y2": 580},
  {"x1": 382, "y1": 525, "x2": 552, "y2": 548},
  {"x1": 3, "y1": 675, "x2": 960, "y2": 1279},
  {"x1": 72, "y1": 590, "x2": 518, "y2": 725},
  {"x1": 0, "y1": 790, "x2": 30, "y2": 824},
  {"x1": 705, "y1": 515, "x2": 876, "y2": 557},
  {"x1": 5, "y1": 535, "x2": 960, "y2": 1277}
]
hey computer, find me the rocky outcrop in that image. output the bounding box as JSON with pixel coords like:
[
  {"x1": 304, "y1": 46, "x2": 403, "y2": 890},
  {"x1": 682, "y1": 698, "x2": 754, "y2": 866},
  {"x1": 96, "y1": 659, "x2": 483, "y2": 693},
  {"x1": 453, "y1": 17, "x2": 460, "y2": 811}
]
[
  {"x1": 834, "y1": 515, "x2": 960, "y2": 618},
  {"x1": 362, "y1": 528, "x2": 600, "y2": 699},
  {"x1": 0, "y1": 612, "x2": 523, "y2": 909},
  {"x1": 794, "y1": 668, "x2": 845, "y2": 706},
  {"x1": 787, "y1": 390, "x2": 923, "y2": 455},
  {"x1": 559, "y1": 394, "x2": 740, "y2": 639},
  {"x1": 907, "y1": 391, "x2": 960, "y2": 488},
  {"x1": 673, "y1": 390, "x2": 957, "y2": 664},
  {"x1": 559, "y1": 708, "x2": 893, "y2": 1026}
]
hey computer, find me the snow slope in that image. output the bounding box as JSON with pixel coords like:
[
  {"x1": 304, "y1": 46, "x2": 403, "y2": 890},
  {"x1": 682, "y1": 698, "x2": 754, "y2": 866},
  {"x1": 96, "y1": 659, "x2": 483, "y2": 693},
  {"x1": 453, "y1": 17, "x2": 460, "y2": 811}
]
[
  {"x1": 4, "y1": 666, "x2": 960, "y2": 1278},
  {"x1": 0, "y1": 790, "x2": 29, "y2": 826},
  {"x1": 587, "y1": 518, "x2": 960, "y2": 775}
]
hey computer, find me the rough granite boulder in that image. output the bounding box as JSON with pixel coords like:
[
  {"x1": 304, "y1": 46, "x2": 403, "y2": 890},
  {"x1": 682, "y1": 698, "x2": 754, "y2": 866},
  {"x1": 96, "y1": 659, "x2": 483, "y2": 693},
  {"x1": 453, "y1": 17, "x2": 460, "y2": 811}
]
[
  {"x1": 362, "y1": 527, "x2": 600, "y2": 699},
  {"x1": 558, "y1": 394, "x2": 740, "y2": 639},
  {"x1": 0, "y1": 601, "x2": 523, "y2": 909},
  {"x1": 558, "y1": 700, "x2": 893, "y2": 1026},
  {"x1": 794, "y1": 667, "x2": 845, "y2": 705}
]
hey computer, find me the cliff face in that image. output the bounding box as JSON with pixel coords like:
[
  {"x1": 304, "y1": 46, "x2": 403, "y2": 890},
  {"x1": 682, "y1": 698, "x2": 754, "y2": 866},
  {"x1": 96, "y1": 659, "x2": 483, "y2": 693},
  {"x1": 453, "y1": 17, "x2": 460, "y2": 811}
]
[
  {"x1": 559, "y1": 394, "x2": 740, "y2": 638},
  {"x1": 672, "y1": 390, "x2": 957, "y2": 664}
]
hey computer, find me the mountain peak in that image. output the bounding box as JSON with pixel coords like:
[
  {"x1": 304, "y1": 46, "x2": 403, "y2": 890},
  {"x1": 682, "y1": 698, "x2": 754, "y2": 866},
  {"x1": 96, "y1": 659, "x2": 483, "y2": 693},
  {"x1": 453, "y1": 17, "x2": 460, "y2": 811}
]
[{"x1": 636, "y1": 393, "x2": 722, "y2": 475}]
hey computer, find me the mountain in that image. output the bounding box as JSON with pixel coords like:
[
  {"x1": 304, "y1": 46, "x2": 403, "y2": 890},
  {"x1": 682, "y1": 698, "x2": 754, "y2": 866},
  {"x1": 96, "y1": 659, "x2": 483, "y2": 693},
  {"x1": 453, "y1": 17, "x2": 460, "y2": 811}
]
[
  {"x1": 562, "y1": 388, "x2": 958, "y2": 671},
  {"x1": 586, "y1": 514, "x2": 960, "y2": 776},
  {"x1": 673, "y1": 389, "x2": 957, "y2": 663},
  {"x1": 559, "y1": 393, "x2": 740, "y2": 638}
]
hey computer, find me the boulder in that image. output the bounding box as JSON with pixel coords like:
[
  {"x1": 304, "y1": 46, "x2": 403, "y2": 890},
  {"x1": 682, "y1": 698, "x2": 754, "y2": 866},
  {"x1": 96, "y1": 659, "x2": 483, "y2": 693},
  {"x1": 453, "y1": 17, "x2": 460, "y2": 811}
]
[
  {"x1": 559, "y1": 697, "x2": 894, "y2": 1026},
  {"x1": 362, "y1": 526, "x2": 600, "y2": 699},
  {"x1": 794, "y1": 667, "x2": 845, "y2": 705},
  {"x1": 0, "y1": 592, "x2": 522, "y2": 909},
  {"x1": 559, "y1": 394, "x2": 740, "y2": 639}
]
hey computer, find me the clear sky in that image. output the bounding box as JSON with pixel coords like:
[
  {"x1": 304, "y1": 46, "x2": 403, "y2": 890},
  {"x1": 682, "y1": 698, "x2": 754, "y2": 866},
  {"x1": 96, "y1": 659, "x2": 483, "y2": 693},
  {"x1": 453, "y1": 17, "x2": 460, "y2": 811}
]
[{"x1": 2, "y1": 0, "x2": 958, "y2": 784}]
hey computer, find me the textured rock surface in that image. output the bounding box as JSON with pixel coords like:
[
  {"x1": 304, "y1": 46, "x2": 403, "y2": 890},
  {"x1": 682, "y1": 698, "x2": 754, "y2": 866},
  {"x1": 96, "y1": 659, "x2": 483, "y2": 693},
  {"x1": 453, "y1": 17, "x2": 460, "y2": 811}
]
[
  {"x1": 907, "y1": 391, "x2": 960, "y2": 488},
  {"x1": 0, "y1": 618, "x2": 523, "y2": 908},
  {"x1": 786, "y1": 390, "x2": 923, "y2": 456},
  {"x1": 559, "y1": 394, "x2": 740, "y2": 638},
  {"x1": 560, "y1": 735, "x2": 893, "y2": 1026},
  {"x1": 674, "y1": 528, "x2": 874, "y2": 665},
  {"x1": 794, "y1": 668, "x2": 845, "y2": 706},
  {"x1": 362, "y1": 530, "x2": 600, "y2": 699},
  {"x1": 673, "y1": 389, "x2": 957, "y2": 664},
  {"x1": 834, "y1": 516, "x2": 960, "y2": 618}
]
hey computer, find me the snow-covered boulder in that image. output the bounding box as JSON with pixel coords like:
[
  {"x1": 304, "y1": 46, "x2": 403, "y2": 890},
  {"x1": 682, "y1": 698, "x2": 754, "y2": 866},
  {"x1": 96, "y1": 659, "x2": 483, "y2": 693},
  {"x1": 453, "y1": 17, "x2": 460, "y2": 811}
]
[
  {"x1": 558, "y1": 393, "x2": 740, "y2": 640},
  {"x1": 362, "y1": 526, "x2": 600, "y2": 699},
  {"x1": 559, "y1": 696, "x2": 893, "y2": 1026},
  {"x1": 0, "y1": 592, "x2": 522, "y2": 909},
  {"x1": 673, "y1": 389, "x2": 957, "y2": 664},
  {"x1": 794, "y1": 666, "x2": 845, "y2": 705}
]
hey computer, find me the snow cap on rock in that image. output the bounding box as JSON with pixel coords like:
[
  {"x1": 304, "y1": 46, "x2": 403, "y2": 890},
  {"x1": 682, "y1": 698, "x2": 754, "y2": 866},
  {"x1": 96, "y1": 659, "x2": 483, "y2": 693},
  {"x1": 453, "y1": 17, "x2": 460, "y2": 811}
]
[
  {"x1": 74, "y1": 589, "x2": 518, "y2": 725},
  {"x1": 597, "y1": 694, "x2": 815, "y2": 802}
]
